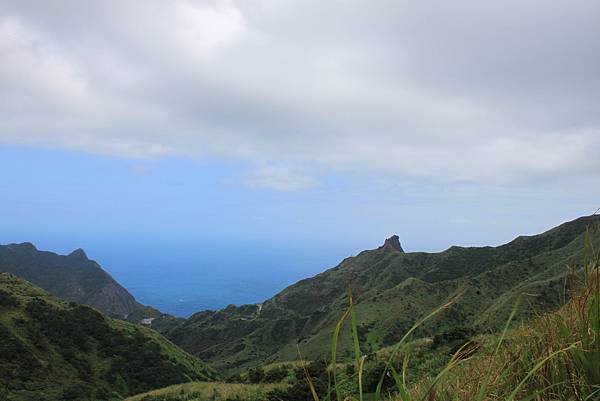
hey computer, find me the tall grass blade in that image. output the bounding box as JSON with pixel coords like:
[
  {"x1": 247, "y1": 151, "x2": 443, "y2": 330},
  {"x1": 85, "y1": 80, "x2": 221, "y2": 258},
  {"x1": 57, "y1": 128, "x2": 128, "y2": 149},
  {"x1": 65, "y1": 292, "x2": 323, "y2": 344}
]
[
  {"x1": 402, "y1": 352, "x2": 410, "y2": 390},
  {"x1": 390, "y1": 365, "x2": 410, "y2": 401},
  {"x1": 358, "y1": 355, "x2": 366, "y2": 401},
  {"x1": 475, "y1": 295, "x2": 522, "y2": 401},
  {"x1": 348, "y1": 287, "x2": 363, "y2": 401},
  {"x1": 297, "y1": 345, "x2": 321, "y2": 401},
  {"x1": 331, "y1": 304, "x2": 351, "y2": 401},
  {"x1": 516, "y1": 381, "x2": 570, "y2": 401},
  {"x1": 583, "y1": 386, "x2": 600, "y2": 401},
  {"x1": 374, "y1": 291, "x2": 463, "y2": 400},
  {"x1": 417, "y1": 341, "x2": 473, "y2": 401},
  {"x1": 504, "y1": 343, "x2": 578, "y2": 401}
]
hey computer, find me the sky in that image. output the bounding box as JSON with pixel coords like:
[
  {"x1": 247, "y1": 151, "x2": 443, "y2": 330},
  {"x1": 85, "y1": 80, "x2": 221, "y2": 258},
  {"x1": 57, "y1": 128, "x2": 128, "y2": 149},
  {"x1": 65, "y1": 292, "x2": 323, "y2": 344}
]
[{"x1": 1, "y1": 1, "x2": 599, "y2": 312}]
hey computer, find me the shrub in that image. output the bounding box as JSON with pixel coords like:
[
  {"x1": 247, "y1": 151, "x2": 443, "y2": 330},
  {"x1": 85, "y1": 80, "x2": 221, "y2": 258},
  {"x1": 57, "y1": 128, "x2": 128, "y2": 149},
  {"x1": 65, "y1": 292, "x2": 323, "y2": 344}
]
[
  {"x1": 247, "y1": 367, "x2": 264, "y2": 383},
  {"x1": 263, "y1": 366, "x2": 288, "y2": 383},
  {"x1": 0, "y1": 290, "x2": 18, "y2": 308}
]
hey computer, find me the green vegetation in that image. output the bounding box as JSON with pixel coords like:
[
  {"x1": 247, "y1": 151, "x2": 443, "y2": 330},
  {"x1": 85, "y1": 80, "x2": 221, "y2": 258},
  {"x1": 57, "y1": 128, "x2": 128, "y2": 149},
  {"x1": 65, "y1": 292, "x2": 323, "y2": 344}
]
[
  {"x1": 166, "y1": 215, "x2": 600, "y2": 373},
  {"x1": 125, "y1": 382, "x2": 286, "y2": 401},
  {"x1": 0, "y1": 273, "x2": 215, "y2": 401},
  {"x1": 4, "y1": 215, "x2": 600, "y2": 401},
  {"x1": 129, "y1": 223, "x2": 600, "y2": 401},
  {"x1": 0, "y1": 242, "x2": 141, "y2": 317},
  {"x1": 383, "y1": 235, "x2": 600, "y2": 401},
  {"x1": 0, "y1": 241, "x2": 178, "y2": 328}
]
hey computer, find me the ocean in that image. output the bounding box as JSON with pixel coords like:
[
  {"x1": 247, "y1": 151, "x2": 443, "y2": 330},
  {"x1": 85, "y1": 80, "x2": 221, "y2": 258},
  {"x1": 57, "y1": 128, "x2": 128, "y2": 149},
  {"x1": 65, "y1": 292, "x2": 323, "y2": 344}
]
[{"x1": 96, "y1": 240, "x2": 347, "y2": 317}]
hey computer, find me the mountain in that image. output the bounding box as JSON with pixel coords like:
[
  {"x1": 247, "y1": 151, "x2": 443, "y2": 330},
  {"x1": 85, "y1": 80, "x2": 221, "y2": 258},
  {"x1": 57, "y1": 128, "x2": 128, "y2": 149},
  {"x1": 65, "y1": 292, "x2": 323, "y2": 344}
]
[
  {"x1": 166, "y1": 214, "x2": 600, "y2": 373},
  {"x1": 126, "y1": 258, "x2": 600, "y2": 401},
  {"x1": 0, "y1": 243, "x2": 146, "y2": 319},
  {"x1": 0, "y1": 273, "x2": 215, "y2": 401}
]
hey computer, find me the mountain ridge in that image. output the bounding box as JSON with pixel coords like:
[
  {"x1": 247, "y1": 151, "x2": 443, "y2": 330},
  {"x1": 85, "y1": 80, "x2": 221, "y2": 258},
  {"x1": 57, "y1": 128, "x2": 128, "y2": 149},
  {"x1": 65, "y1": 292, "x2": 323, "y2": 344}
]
[
  {"x1": 165, "y1": 214, "x2": 600, "y2": 372},
  {"x1": 2, "y1": 215, "x2": 598, "y2": 376},
  {"x1": 0, "y1": 242, "x2": 146, "y2": 319}
]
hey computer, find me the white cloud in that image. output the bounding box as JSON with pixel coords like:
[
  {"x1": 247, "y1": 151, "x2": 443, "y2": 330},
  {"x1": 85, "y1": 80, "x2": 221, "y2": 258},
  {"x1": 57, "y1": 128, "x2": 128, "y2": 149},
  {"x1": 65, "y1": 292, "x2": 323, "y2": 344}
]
[
  {"x1": 246, "y1": 163, "x2": 318, "y2": 191},
  {"x1": 0, "y1": 17, "x2": 91, "y2": 114},
  {"x1": 0, "y1": 0, "x2": 599, "y2": 190}
]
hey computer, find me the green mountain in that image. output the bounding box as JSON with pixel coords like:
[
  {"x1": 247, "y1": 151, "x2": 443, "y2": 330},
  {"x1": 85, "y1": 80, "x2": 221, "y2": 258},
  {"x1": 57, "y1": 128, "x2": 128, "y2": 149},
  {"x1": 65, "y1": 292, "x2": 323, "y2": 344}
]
[
  {"x1": 0, "y1": 242, "x2": 154, "y2": 320},
  {"x1": 126, "y1": 253, "x2": 600, "y2": 401},
  {"x1": 166, "y1": 215, "x2": 600, "y2": 373},
  {"x1": 0, "y1": 273, "x2": 215, "y2": 401}
]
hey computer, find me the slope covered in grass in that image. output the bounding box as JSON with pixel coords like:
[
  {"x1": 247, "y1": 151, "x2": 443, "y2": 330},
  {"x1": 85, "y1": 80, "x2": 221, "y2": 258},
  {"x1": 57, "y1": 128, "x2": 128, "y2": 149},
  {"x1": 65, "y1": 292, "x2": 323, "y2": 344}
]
[
  {"x1": 167, "y1": 215, "x2": 600, "y2": 373},
  {"x1": 0, "y1": 273, "x2": 215, "y2": 401},
  {"x1": 125, "y1": 382, "x2": 286, "y2": 401},
  {"x1": 127, "y1": 229, "x2": 600, "y2": 401},
  {"x1": 402, "y1": 269, "x2": 600, "y2": 400}
]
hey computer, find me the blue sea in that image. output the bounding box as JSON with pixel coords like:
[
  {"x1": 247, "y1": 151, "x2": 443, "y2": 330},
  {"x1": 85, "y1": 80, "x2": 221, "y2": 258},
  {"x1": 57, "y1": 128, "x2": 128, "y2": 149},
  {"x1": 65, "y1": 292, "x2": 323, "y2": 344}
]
[
  {"x1": 89, "y1": 238, "x2": 352, "y2": 317},
  {"x1": 0, "y1": 232, "x2": 366, "y2": 317}
]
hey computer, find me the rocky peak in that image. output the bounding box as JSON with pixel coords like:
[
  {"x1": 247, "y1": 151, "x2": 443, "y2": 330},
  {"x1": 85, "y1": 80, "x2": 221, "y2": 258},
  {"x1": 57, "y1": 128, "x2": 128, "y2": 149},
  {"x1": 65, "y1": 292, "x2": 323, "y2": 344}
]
[
  {"x1": 381, "y1": 235, "x2": 404, "y2": 252},
  {"x1": 68, "y1": 248, "x2": 88, "y2": 260}
]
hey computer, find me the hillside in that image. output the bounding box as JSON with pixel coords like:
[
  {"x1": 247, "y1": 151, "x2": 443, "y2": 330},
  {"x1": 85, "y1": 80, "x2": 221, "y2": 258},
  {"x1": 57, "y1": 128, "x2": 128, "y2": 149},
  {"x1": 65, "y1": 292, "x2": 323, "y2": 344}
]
[
  {"x1": 0, "y1": 242, "x2": 158, "y2": 320},
  {"x1": 0, "y1": 273, "x2": 215, "y2": 401},
  {"x1": 127, "y1": 252, "x2": 600, "y2": 401},
  {"x1": 125, "y1": 382, "x2": 287, "y2": 401},
  {"x1": 166, "y1": 215, "x2": 600, "y2": 372}
]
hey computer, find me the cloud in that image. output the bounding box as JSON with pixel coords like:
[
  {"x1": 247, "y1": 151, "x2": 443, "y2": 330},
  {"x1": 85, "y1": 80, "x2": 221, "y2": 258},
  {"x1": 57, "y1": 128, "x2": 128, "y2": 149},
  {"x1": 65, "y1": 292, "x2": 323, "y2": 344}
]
[
  {"x1": 245, "y1": 163, "x2": 318, "y2": 191},
  {"x1": 0, "y1": 0, "x2": 599, "y2": 190}
]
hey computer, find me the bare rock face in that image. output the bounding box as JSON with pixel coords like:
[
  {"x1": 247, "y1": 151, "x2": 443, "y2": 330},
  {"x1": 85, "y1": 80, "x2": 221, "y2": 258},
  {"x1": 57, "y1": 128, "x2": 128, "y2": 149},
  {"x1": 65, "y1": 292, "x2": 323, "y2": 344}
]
[{"x1": 381, "y1": 234, "x2": 404, "y2": 252}]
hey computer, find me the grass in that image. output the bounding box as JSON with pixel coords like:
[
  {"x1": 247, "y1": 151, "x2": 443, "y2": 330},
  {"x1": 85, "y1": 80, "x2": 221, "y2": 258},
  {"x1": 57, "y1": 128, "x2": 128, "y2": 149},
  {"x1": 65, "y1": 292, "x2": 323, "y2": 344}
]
[{"x1": 125, "y1": 381, "x2": 286, "y2": 401}]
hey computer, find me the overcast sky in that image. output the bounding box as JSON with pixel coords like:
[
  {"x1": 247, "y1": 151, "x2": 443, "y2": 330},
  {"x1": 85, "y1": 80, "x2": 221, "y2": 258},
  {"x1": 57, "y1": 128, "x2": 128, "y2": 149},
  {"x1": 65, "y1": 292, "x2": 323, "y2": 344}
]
[{"x1": 1, "y1": 1, "x2": 599, "y2": 265}]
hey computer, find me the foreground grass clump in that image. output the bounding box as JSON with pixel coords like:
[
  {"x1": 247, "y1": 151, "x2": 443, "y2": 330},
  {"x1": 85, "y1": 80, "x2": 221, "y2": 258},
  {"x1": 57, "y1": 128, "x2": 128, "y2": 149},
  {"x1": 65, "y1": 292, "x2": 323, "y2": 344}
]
[
  {"x1": 125, "y1": 381, "x2": 286, "y2": 401},
  {"x1": 422, "y1": 270, "x2": 600, "y2": 401}
]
